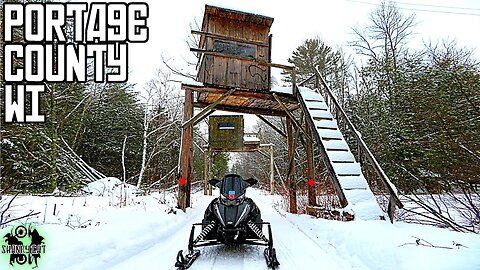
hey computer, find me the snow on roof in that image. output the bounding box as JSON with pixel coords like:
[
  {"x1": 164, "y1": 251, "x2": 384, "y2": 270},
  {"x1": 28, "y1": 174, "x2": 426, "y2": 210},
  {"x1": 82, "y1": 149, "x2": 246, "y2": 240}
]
[
  {"x1": 243, "y1": 135, "x2": 260, "y2": 144},
  {"x1": 270, "y1": 85, "x2": 321, "y2": 96},
  {"x1": 181, "y1": 78, "x2": 204, "y2": 87},
  {"x1": 270, "y1": 86, "x2": 293, "y2": 95}
]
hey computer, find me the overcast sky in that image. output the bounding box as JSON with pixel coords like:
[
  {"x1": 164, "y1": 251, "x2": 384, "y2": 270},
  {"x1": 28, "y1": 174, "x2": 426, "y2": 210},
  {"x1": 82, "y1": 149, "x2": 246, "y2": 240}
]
[{"x1": 127, "y1": 0, "x2": 480, "y2": 92}]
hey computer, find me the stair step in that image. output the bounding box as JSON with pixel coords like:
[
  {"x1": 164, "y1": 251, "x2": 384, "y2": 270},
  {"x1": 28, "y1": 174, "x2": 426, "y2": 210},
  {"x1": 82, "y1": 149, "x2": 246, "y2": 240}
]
[
  {"x1": 338, "y1": 173, "x2": 362, "y2": 177},
  {"x1": 314, "y1": 119, "x2": 338, "y2": 129},
  {"x1": 332, "y1": 160, "x2": 355, "y2": 163},
  {"x1": 317, "y1": 127, "x2": 338, "y2": 131},
  {"x1": 308, "y1": 107, "x2": 328, "y2": 111},
  {"x1": 343, "y1": 189, "x2": 377, "y2": 204},
  {"x1": 317, "y1": 129, "x2": 343, "y2": 139},
  {"x1": 332, "y1": 162, "x2": 362, "y2": 175},
  {"x1": 305, "y1": 99, "x2": 324, "y2": 102},
  {"x1": 300, "y1": 91, "x2": 324, "y2": 100},
  {"x1": 313, "y1": 116, "x2": 334, "y2": 121},
  {"x1": 305, "y1": 101, "x2": 328, "y2": 110},
  {"x1": 323, "y1": 139, "x2": 349, "y2": 149},
  {"x1": 337, "y1": 175, "x2": 369, "y2": 189},
  {"x1": 326, "y1": 151, "x2": 356, "y2": 162},
  {"x1": 308, "y1": 110, "x2": 332, "y2": 119},
  {"x1": 326, "y1": 148, "x2": 349, "y2": 152},
  {"x1": 322, "y1": 137, "x2": 342, "y2": 141}
]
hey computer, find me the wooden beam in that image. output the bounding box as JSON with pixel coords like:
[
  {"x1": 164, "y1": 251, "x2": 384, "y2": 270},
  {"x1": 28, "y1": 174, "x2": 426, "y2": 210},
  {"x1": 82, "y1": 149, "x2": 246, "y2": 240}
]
[
  {"x1": 203, "y1": 150, "x2": 210, "y2": 196},
  {"x1": 268, "y1": 34, "x2": 272, "y2": 89},
  {"x1": 191, "y1": 30, "x2": 269, "y2": 47},
  {"x1": 178, "y1": 89, "x2": 194, "y2": 211},
  {"x1": 209, "y1": 145, "x2": 261, "y2": 152},
  {"x1": 256, "y1": 115, "x2": 287, "y2": 138},
  {"x1": 305, "y1": 118, "x2": 316, "y2": 206},
  {"x1": 193, "y1": 102, "x2": 287, "y2": 117},
  {"x1": 298, "y1": 73, "x2": 316, "y2": 87},
  {"x1": 182, "y1": 89, "x2": 235, "y2": 129},
  {"x1": 286, "y1": 118, "x2": 297, "y2": 214},
  {"x1": 181, "y1": 83, "x2": 297, "y2": 102},
  {"x1": 190, "y1": 48, "x2": 295, "y2": 70},
  {"x1": 269, "y1": 144, "x2": 274, "y2": 195},
  {"x1": 272, "y1": 93, "x2": 313, "y2": 143}
]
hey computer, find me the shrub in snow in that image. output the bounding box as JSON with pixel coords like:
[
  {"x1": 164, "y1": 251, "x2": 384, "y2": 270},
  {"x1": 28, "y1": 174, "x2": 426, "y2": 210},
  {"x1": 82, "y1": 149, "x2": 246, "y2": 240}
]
[{"x1": 83, "y1": 178, "x2": 139, "y2": 207}]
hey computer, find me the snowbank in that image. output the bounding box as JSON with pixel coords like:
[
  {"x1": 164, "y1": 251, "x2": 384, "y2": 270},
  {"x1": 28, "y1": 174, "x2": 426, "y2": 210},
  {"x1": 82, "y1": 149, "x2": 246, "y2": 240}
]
[
  {"x1": 83, "y1": 177, "x2": 138, "y2": 206},
  {"x1": 0, "y1": 189, "x2": 479, "y2": 270}
]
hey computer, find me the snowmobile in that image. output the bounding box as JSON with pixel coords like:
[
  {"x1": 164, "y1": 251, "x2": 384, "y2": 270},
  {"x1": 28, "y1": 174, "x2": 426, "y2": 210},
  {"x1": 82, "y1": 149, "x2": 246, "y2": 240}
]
[{"x1": 175, "y1": 174, "x2": 280, "y2": 269}]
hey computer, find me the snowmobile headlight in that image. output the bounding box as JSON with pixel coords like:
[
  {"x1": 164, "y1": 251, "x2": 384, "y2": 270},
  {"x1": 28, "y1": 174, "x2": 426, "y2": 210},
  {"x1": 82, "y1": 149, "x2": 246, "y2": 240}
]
[{"x1": 220, "y1": 194, "x2": 245, "y2": 206}]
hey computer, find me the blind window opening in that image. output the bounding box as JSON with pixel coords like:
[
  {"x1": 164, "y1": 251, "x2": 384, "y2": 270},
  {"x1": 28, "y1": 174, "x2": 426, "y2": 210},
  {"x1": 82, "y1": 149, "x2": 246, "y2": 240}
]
[
  {"x1": 214, "y1": 41, "x2": 256, "y2": 58},
  {"x1": 218, "y1": 122, "x2": 235, "y2": 130}
]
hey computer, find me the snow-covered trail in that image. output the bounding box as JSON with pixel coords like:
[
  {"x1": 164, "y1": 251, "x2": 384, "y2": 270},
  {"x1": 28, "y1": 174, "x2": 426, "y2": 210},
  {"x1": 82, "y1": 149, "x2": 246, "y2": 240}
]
[
  {"x1": 5, "y1": 188, "x2": 480, "y2": 270},
  {"x1": 107, "y1": 189, "x2": 357, "y2": 270},
  {"x1": 249, "y1": 190, "x2": 362, "y2": 270},
  {"x1": 104, "y1": 195, "x2": 212, "y2": 270}
]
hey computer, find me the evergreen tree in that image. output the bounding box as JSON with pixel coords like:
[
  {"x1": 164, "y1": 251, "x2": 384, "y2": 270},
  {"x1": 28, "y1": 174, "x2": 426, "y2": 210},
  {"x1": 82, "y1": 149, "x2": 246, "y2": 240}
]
[{"x1": 77, "y1": 82, "x2": 143, "y2": 183}]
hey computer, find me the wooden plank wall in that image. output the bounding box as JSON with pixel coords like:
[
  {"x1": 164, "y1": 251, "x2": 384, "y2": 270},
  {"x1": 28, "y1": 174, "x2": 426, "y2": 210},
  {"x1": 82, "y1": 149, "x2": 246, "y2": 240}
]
[{"x1": 198, "y1": 13, "x2": 271, "y2": 90}]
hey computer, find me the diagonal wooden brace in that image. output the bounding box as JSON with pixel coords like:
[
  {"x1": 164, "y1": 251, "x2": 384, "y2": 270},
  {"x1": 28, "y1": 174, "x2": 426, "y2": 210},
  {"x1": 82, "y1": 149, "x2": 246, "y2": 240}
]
[
  {"x1": 272, "y1": 93, "x2": 313, "y2": 143},
  {"x1": 182, "y1": 88, "x2": 236, "y2": 129}
]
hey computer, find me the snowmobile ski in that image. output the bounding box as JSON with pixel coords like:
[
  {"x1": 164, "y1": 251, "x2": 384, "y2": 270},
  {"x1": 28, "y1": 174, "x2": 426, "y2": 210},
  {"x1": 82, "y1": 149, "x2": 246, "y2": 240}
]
[
  {"x1": 175, "y1": 249, "x2": 200, "y2": 270},
  {"x1": 264, "y1": 247, "x2": 280, "y2": 269}
]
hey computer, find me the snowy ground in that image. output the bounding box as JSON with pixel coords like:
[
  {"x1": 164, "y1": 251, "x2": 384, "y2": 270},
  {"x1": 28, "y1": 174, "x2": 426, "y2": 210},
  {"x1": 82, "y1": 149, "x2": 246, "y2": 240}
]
[{"x1": 1, "y1": 184, "x2": 480, "y2": 270}]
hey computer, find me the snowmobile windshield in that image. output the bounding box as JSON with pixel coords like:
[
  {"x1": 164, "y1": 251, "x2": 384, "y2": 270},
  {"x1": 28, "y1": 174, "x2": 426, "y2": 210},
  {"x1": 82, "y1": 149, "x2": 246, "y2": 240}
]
[{"x1": 220, "y1": 175, "x2": 248, "y2": 201}]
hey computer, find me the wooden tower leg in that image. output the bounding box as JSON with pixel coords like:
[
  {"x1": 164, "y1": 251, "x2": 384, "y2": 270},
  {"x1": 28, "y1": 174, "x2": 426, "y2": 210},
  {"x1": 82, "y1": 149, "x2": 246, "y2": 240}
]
[
  {"x1": 270, "y1": 144, "x2": 274, "y2": 195},
  {"x1": 286, "y1": 118, "x2": 297, "y2": 214},
  {"x1": 203, "y1": 148, "x2": 210, "y2": 195},
  {"x1": 305, "y1": 120, "x2": 316, "y2": 206},
  {"x1": 178, "y1": 89, "x2": 193, "y2": 211},
  {"x1": 208, "y1": 150, "x2": 213, "y2": 195}
]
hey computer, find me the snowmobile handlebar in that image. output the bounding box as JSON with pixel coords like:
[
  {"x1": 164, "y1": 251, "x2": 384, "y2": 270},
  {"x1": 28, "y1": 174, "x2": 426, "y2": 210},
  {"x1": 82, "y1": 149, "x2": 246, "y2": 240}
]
[{"x1": 208, "y1": 176, "x2": 258, "y2": 187}]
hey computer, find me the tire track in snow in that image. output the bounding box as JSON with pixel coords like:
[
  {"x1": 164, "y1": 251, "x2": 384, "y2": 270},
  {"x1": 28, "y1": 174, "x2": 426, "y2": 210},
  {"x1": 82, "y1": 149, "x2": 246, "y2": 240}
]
[
  {"x1": 109, "y1": 189, "x2": 366, "y2": 270},
  {"x1": 103, "y1": 195, "x2": 213, "y2": 270},
  {"x1": 250, "y1": 189, "x2": 366, "y2": 270}
]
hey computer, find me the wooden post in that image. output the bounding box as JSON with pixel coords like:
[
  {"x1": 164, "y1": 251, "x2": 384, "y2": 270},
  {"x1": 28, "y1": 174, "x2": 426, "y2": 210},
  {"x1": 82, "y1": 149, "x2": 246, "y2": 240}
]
[
  {"x1": 268, "y1": 34, "x2": 272, "y2": 88},
  {"x1": 178, "y1": 89, "x2": 193, "y2": 211},
  {"x1": 292, "y1": 69, "x2": 297, "y2": 94},
  {"x1": 208, "y1": 150, "x2": 213, "y2": 195},
  {"x1": 358, "y1": 142, "x2": 363, "y2": 167},
  {"x1": 270, "y1": 144, "x2": 274, "y2": 195},
  {"x1": 286, "y1": 118, "x2": 297, "y2": 214},
  {"x1": 203, "y1": 148, "x2": 209, "y2": 195},
  {"x1": 305, "y1": 120, "x2": 316, "y2": 206}
]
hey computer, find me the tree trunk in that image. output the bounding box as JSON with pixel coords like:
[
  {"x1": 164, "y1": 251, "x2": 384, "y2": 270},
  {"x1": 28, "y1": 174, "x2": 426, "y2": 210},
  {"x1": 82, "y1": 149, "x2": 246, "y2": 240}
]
[
  {"x1": 137, "y1": 109, "x2": 149, "y2": 188},
  {"x1": 122, "y1": 135, "x2": 128, "y2": 183},
  {"x1": 50, "y1": 89, "x2": 58, "y2": 192}
]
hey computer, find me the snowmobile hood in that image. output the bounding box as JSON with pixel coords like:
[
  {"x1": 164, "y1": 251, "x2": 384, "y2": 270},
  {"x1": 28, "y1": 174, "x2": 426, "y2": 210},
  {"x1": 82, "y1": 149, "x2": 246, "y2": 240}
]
[{"x1": 213, "y1": 200, "x2": 250, "y2": 227}]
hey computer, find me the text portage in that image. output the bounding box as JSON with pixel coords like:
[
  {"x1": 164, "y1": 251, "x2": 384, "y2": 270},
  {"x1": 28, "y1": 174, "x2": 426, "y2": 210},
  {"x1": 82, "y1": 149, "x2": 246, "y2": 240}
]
[{"x1": 2, "y1": 2, "x2": 149, "y2": 123}]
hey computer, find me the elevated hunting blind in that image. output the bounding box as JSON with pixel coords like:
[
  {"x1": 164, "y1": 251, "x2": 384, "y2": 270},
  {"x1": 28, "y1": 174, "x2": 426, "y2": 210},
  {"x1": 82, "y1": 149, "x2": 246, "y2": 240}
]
[
  {"x1": 178, "y1": 5, "x2": 403, "y2": 225},
  {"x1": 208, "y1": 115, "x2": 244, "y2": 150},
  {"x1": 196, "y1": 5, "x2": 274, "y2": 91}
]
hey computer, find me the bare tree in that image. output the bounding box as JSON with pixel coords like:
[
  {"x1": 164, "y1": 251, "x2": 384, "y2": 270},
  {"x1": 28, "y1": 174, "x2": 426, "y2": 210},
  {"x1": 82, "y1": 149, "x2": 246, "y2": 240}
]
[
  {"x1": 136, "y1": 68, "x2": 183, "y2": 188},
  {"x1": 162, "y1": 13, "x2": 203, "y2": 81},
  {"x1": 350, "y1": 0, "x2": 416, "y2": 68}
]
